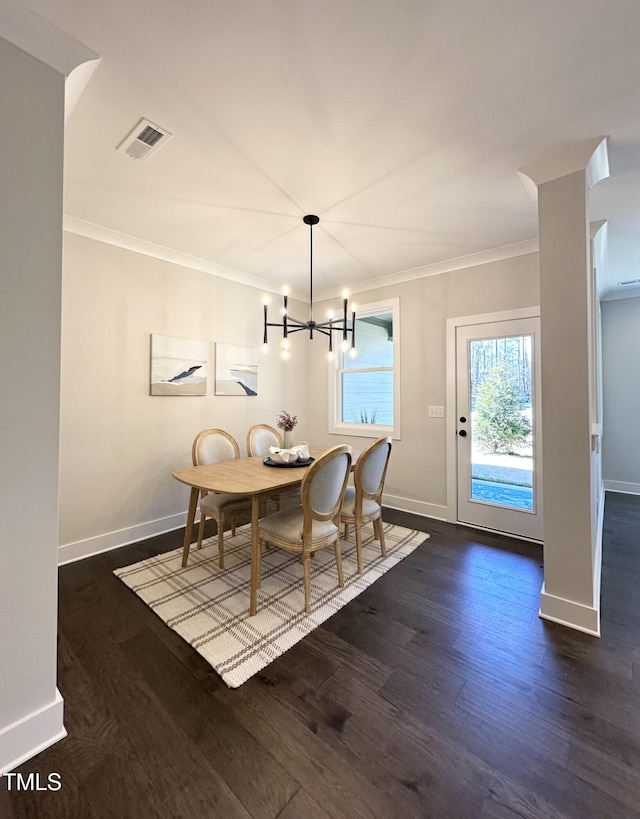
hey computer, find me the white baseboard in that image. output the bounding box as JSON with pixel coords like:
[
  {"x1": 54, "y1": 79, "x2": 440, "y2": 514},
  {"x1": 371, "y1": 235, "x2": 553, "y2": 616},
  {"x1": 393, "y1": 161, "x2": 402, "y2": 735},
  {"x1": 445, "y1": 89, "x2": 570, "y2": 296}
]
[
  {"x1": 58, "y1": 495, "x2": 447, "y2": 567},
  {"x1": 539, "y1": 583, "x2": 600, "y2": 637},
  {"x1": 0, "y1": 690, "x2": 66, "y2": 775},
  {"x1": 538, "y1": 480, "x2": 604, "y2": 639},
  {"x1": 603, "y1": 480, "x2": 640, "y2": 495},
  {"x1": 452, "y1": 520, "x2": 542, "y2": 544},
  {"x1": 382, "y1": 493, "x2": 448, "y2": 521},
  {"x1": 58, "y1": 511, "x2": 189, "y2": 565}
]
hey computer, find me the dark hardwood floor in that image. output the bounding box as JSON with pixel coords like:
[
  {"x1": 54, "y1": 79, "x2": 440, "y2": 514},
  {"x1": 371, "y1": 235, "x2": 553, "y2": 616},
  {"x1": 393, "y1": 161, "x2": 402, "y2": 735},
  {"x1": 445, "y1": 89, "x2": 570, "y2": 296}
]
[{"x1": 3, "y1": 492, "x2": 640, "y2": 818}]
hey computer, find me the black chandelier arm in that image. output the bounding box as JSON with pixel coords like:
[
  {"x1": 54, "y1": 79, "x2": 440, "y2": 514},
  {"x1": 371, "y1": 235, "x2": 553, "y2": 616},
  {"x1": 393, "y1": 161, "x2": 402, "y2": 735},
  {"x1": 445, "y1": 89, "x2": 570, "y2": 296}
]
[
  {"x1": 282, "y1": 313, "x2": 311, "y2": 327},
  {"x1": 266, "y1": 316, "x2": 355, "y2": 329},
  {"x1": 266, "y1": 319, "x2": 312, "y2": 332},
  {"x1": 313, "y1": 319, "x2": 353, "y2": 333},
  {"x1": 265, "y1": 321, "x2": 333, "y2": 338},
  {"x1": 290, "y1": 325, "x2": 332, "y2": 339},
  {"x1": 312, "y1": 327, "x2": 332, "y2": 339},
  {"x1": 267, "y1": 318, "x2": 354, "y2": 335}
]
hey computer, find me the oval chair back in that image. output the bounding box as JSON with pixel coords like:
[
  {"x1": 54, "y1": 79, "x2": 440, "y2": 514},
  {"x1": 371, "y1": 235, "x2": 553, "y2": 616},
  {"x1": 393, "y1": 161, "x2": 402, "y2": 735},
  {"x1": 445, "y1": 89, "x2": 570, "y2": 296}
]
[
  {"x1": 246, "y1": 424, "x2": 282, "y2": 458},
  {"x1": 193, "y1": 428, "x2": 240, "y2": 466},
  {"x1": 304, "y1": 446, "x2": 352, "y2": 525},
  {"x1": 341, "y1": 436, "x2": 392, "y2": 573},
  {"x1": 357, "y1": 436, "x2": 392, "y2": 500}
]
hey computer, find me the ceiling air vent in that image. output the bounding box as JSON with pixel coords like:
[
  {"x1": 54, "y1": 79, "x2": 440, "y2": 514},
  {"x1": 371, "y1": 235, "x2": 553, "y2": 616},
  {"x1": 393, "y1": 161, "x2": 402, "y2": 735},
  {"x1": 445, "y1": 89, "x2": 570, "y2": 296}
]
[{"x1": 117, "y1": 118, "x2": 172, "y2": 161}]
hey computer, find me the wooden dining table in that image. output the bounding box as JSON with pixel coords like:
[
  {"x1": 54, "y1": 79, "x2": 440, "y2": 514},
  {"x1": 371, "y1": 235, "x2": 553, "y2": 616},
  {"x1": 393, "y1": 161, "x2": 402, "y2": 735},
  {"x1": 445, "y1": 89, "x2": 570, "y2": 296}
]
[{"x1": 172, "y1": 445, "x2": 354, "y2": 616}]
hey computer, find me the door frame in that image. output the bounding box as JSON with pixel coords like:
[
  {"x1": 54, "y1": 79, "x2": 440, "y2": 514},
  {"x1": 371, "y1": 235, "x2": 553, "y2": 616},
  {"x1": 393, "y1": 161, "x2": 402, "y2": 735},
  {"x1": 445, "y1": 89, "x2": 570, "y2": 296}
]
[{"x1": 445, "y1": 306, "x2": 541, "y2": 535}]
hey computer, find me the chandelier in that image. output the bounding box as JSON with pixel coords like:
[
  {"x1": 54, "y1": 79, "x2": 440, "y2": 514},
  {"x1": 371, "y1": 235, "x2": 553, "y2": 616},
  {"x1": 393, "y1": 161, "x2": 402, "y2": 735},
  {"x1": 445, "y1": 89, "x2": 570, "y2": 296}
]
[{"x1": 262, "y1": 215, "x2": 356, "y2": 360}]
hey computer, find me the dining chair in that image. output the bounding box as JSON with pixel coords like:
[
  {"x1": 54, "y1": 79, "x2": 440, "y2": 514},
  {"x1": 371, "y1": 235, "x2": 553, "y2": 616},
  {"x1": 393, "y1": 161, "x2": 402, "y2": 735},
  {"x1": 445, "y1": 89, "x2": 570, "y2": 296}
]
[
  {"x1": 246, "y1": 423, "x2": 298, "y2": 511},
  {"x1": 246, "y1": 423, "x2": 283, "y2": 457},
  {"x1": 189, "y1": 428, "x2": 251, "y2": 568},
  {"x1": 340, "y1": 436, "x2": 392, "y2": 573},
  {"x1": 257, "y1": 445, "x2": 352, "y2": 613}
]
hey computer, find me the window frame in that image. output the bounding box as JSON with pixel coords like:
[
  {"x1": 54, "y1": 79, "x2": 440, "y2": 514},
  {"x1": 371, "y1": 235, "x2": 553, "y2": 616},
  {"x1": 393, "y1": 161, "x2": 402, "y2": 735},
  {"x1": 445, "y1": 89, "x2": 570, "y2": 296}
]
[{"x1": 328, "y1": 297, "x2": 400, "y2": 439}]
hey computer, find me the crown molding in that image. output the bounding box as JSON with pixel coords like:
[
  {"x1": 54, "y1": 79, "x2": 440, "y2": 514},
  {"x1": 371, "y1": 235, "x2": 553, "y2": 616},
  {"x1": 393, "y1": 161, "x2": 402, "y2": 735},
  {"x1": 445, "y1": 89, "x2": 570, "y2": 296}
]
[
  {"x1": 317, "y1": 238, "x2": 539, "y2": 299},
  {"x1": 62, "y1": 215, "x2": 299, "y2": 296},
  {"x1": 63, "y1": 214, "x2": 539, "y2": 302}
]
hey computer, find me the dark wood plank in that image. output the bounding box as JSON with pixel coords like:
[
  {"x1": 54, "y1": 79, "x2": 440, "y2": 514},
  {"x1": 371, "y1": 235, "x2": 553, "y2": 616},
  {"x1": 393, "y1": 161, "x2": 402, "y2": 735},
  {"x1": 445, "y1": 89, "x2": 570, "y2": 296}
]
[
  {"x1": 316, "y1": 666, "x2": 495, "y2": 818},
  {"x1": 119, "y1": 628, "x2": 300, "y2": 819},
  {"x1": 215, "y1": 680, "x2": 398, "y2": 819},
  {"x1": 7, "y1": 493, "x2": 640, "y2": 818},
  {"x1": 481, "y1": 771, "x2": 574, "y2": 819},
  {"x1": 276, "y1": 788, "x2": 333, "y2": 819}
]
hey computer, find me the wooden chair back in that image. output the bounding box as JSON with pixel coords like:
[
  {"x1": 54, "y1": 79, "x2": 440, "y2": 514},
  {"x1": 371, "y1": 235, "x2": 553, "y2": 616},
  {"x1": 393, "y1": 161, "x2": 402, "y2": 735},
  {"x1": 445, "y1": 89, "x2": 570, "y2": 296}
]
[
  {"x1": 246, "y1": 424, "x2": 283, "y2": 457},
  {"x1": 355, "y1": 436, "x2": 392, "y2": 503},
  {"x1": 192, "y1": 428, "x2": 241, "y2": 466}
]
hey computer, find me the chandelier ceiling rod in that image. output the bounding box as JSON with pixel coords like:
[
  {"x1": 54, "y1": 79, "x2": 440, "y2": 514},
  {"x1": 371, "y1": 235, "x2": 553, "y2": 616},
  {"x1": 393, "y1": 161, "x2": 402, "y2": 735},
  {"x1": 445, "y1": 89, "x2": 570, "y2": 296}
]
[
  {"x1": 262, "y1": 215, "x2": 356, "y2": 360},
  {"x1": 306, "y1": 214, "x2": 317, "y2": 324}
]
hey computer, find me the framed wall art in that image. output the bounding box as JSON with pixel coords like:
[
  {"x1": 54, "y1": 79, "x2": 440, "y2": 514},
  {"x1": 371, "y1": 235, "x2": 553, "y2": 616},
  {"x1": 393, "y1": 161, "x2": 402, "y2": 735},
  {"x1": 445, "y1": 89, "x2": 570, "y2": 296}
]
[
  {"x1": 215, "y1": 343, "x2": 258, "y2": 396},
  {"x1": 150, "y1": 334, "x2": 208, "y2": 396}
]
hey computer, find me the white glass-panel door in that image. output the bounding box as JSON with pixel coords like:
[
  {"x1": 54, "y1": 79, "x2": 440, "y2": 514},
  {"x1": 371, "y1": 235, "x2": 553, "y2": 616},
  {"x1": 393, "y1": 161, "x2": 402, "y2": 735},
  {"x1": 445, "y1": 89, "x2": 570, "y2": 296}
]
[{"x1": 456, "y1": 317, "x2": 543, "y2": 540}]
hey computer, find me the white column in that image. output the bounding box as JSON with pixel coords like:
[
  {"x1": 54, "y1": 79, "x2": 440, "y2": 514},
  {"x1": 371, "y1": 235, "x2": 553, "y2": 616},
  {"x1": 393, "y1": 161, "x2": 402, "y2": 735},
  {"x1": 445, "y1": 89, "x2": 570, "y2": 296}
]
[
  {"x1": 520, "y1": 138, "x2": 608, "y2": 635},
  {"x1": 0, "y1": 4, "x2": 97, "y2": 773}
]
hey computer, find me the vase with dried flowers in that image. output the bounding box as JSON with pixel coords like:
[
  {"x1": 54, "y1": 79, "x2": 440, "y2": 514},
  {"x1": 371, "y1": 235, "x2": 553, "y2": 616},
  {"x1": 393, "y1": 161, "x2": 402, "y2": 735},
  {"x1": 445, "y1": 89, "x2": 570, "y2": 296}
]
[{"x1": 276, "y1": 410, "x2": 298, "y2": 449}]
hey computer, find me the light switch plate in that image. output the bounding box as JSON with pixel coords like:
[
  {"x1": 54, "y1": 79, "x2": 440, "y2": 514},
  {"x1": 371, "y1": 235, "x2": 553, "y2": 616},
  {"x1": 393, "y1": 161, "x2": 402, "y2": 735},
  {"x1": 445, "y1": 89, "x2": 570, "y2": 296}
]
[{"x1": 428, "y1": 405, "x2": 445, "y2": 418}]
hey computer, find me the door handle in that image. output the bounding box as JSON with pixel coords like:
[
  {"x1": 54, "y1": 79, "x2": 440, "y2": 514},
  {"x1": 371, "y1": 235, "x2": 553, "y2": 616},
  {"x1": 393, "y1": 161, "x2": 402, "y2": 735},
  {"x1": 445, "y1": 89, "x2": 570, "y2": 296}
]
[{"x1": 458, "y1": 429, "x2": 467, "y2": 437}]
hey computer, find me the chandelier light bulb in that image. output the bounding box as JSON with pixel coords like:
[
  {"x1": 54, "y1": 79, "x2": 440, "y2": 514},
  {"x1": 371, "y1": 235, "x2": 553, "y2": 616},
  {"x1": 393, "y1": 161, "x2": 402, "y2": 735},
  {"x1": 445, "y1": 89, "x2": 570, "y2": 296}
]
[
  {"x1": 262, "y1": 343, "x2": 269, "y2": 354},
  {"x1": 327, "y1": 350, "x2": 334, "y2": 362},
  {"x1": 263, "y1": 295, "x2": 269, "y2": 305},
  {"x1": 349, "y1": 347, "x2": 357, "y2": 358},
  {"x1": 282, "y1": 349, "x2": 289, "y2": 360},
  {"x1": 282, "y1": 338, "x2": 289, "y2": 351},
  {"x1": 342, "y1": 288, "x2": 349, "y2": 300},
  {"x1": 341, "y1": 339, "x2": 349, "y2": 352}
]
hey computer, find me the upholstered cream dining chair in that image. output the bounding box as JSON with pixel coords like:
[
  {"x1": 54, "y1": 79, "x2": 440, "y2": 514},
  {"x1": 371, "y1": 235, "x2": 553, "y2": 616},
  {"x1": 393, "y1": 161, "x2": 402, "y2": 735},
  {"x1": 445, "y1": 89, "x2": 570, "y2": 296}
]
[
  {"x1": 340, "y1": 436, "x2": 392, "y2": 573},
  {"x1": 257, "y1": 445, "x2": 352, "y2": 613},
  {"x1": 189, "y1": 428, "x2": 251, "y2": 568},
  {"x1": 246, "y1": 423, "x2": 283, "y2": 457}
]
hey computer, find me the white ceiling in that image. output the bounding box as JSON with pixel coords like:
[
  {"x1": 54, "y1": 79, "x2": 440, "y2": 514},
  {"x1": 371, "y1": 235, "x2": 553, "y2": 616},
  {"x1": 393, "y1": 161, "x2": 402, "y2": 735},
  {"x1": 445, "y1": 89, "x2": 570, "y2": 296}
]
[{"x1": 17, "y1": 0, "x2": 640, "y2": 298}]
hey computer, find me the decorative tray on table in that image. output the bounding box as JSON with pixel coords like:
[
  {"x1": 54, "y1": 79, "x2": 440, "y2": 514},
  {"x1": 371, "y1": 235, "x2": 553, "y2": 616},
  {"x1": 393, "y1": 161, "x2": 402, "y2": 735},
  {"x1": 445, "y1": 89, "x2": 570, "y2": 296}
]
[{"x1": 263, "y1": 457, "x2": 314, "y2": 468}]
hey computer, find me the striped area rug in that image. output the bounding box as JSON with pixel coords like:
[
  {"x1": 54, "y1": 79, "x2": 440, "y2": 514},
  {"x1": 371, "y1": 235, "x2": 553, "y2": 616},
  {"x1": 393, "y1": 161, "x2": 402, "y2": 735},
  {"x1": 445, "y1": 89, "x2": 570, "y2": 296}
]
[{"x1": 114, "y1": 522, "x2": 428, "y2": 688}]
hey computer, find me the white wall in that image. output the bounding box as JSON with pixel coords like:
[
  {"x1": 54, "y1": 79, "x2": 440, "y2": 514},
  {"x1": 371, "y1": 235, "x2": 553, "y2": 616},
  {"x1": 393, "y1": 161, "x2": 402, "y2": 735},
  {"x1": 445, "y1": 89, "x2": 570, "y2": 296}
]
[
  {"x1": 602, "y1": 296, "x2": 640, "y2": 493},
  {"x1": 0, "y1": 37, "x2": 67, "y2": 773},
  {"x1": 58, "y1": 234, "x2": 539, "y2": 555},
  {"x1": 305, "y1": 253, "x2": 540, "y2": 519},
  {"x1": 59, "y1": 232, "x2": 311, "y2": 561}
]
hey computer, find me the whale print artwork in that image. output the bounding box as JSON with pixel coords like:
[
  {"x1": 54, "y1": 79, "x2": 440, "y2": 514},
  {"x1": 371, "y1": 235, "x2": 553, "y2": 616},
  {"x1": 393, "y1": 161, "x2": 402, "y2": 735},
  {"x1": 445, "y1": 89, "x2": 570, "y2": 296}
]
[
  {"x1": 150, "y1": 334, "x2": 208, "y2": 395},
  {"x1": 215, "y1": 343, "x2": 258, "y2": 396}
]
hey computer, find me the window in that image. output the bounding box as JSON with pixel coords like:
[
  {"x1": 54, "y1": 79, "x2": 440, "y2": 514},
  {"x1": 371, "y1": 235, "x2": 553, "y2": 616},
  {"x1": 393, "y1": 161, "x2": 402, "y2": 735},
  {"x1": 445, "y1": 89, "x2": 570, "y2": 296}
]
[{"x1": 329, "y1": 298, "x2": 400, "y2": 438}]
